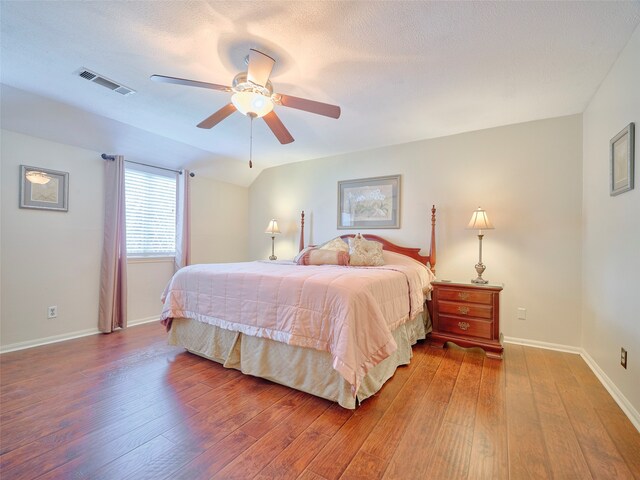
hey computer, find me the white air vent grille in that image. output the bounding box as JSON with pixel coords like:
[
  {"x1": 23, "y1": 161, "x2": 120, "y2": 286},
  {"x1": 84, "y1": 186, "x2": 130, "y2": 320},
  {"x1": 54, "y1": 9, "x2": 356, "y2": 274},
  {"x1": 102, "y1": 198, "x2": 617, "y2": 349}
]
[
  {"x1": 114, "y1": 86, "x2": 135, "y2": 96},
  {"x1": 92, "y1": 76, "x2": 120, "y2": 90},
  {"x1": 76, "y1": 68, "x2": 136, "y2": 96},
  {"x1": 79, "y1": 70, "x2": 97, "y2": 81}
]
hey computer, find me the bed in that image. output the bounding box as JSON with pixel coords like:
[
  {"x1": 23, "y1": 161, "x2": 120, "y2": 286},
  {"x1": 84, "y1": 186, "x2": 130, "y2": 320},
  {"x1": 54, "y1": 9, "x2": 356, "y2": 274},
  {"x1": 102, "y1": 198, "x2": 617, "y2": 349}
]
[{"x1": 161, "y1": 207, "x2": 437, "y2": 409}]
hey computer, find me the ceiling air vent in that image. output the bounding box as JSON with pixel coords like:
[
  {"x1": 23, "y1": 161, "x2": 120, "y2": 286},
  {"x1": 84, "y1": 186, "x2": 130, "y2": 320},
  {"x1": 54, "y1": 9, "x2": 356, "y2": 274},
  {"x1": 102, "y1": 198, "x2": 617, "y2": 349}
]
[
  {"x1": 79, "y1": 70, "x2": 97, "y2": 81},
  {"x1": 75, "y1": 68, "x2": 136, "y2": 96}
]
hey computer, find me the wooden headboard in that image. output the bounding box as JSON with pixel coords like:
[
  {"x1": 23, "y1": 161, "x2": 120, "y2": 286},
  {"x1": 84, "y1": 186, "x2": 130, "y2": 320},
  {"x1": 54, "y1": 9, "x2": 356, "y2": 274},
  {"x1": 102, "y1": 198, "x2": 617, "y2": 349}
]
[{"x1": 298, "y1": 205, "x2": 437, "y2": 274}]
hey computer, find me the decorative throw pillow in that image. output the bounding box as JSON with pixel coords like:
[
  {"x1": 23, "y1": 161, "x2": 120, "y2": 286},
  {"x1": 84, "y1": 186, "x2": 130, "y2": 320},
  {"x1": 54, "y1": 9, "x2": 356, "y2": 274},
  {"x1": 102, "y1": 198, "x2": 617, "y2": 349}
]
[
  {"x1": 348, "y1": 234, "x2": 384, "y2": 266},
  {"x1": 295, "y1": 247, "x2": 349, "y2": 266},
  {"x1": 318, "y1": 237, "x2": 349, "y2": 252},
  {"x1": 293, "y1": 246, "x2": 315, "y2": 264}
]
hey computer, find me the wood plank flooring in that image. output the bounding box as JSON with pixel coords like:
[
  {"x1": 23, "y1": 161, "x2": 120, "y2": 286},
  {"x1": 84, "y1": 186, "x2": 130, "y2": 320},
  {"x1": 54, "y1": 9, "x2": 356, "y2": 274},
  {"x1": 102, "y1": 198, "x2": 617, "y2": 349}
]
[{"x1": 1, "y1": 323, "x2": 638, "y2": 479}]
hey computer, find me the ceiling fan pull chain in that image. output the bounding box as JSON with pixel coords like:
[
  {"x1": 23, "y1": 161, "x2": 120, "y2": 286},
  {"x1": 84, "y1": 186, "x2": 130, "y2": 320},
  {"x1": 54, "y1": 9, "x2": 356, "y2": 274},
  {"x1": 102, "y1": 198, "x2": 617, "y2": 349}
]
[{"x1": 249, "y1": 115, "x2": 254, "y2": 168}]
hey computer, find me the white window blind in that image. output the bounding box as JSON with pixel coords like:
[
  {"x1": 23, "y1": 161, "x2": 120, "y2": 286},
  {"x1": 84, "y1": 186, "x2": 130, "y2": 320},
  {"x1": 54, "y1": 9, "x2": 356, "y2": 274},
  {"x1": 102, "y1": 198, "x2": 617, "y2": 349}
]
[{"x1": 125, "y1": 168, "x2": 177, "y2": 257}]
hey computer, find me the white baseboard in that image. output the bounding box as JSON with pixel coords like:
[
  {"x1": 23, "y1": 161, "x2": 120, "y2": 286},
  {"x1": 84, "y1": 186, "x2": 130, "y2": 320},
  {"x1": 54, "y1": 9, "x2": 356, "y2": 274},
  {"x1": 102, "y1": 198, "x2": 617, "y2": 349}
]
[
  {"x1": 503, "y1": 336, "x2": 583, "y2": 354},
  {"x1": 0, "y1": 316, "x2": 160, "y2": 354},
  {"x1": 128, "y1": 315, "x2": 160, "y2": 326},
  {"x1": 580, "y1": 350, "x2": 640, "y2": 432},
  {"x1": 0, "y1": 327, "x2": 101, "y2": 354},
  {"x1": 504, "y1": 336, "x2": 640, "y2": 432}
]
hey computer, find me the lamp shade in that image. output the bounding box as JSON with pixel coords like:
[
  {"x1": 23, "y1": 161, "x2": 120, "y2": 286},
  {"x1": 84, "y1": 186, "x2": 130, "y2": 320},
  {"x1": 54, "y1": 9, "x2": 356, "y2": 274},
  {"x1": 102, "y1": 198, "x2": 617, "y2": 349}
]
[
  {"x1": 265, "y1": 219, "x2": 280, "y2": 235},
  {"x1": 232, "y1": 91, "x2": 274, "y2": 118},
  {"x1": 467, "y1": 207, "x2": 494, "y2": 230}
]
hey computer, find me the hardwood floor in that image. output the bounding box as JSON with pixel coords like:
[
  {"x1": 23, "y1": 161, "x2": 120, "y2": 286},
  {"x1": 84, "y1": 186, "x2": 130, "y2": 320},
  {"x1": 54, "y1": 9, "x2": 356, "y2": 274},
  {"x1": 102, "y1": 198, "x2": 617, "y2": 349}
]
[{"x1": 1, "y1": 323, "x2": 638, "y2": 479}]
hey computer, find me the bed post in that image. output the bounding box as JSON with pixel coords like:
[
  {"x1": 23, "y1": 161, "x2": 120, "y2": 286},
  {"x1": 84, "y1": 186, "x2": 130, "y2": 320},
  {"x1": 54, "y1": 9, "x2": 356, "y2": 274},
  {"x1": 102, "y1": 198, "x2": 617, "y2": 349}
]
[
  {"x1": 299, "y1": 211, "x2": 305, "y2": 252},
  {"x1": 429, "y1": 205, "x2": 437, "y2": 274}
]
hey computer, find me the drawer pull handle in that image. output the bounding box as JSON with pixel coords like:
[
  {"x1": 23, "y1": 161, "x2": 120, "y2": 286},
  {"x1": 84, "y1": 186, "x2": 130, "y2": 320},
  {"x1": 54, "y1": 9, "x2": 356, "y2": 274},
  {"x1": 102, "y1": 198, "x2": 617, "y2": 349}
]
[
  {"x1": 457, "y1": 292, "x2": 470, "y2": 300},
  {"x1": 457, "y1": 306, "x2": 470, "y2": 315},
  {"x1": 458, "y1": 321, "x2": 470, "y2": 331}
]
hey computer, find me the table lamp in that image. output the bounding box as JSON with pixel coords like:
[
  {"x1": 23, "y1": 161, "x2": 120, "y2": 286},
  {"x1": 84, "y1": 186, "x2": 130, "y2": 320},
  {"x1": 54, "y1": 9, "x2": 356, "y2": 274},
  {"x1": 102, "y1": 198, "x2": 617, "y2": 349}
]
[
  {"x1": 467, "y1": 207, "x2": 494, "y2": 284},
  {"x1": 265, "y1": 219, "x2": 281, "y2": 260}
]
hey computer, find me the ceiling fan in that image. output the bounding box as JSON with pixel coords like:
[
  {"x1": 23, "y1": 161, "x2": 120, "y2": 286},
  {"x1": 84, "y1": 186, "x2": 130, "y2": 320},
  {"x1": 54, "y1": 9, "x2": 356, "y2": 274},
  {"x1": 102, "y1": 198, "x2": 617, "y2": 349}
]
[{"x1": 151, "y1": 49, "x2": 341, "y2": 149}]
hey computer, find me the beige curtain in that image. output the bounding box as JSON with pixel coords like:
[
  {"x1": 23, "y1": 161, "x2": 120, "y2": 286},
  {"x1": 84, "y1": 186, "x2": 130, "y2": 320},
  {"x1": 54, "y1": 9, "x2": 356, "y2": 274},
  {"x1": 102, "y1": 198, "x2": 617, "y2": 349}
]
[
  {"x1": 98, "y1": 155, "x2": 127, "y2": 333},
  {"x1": 175, "y1": 169, "x2": 191, "y2": 271}
]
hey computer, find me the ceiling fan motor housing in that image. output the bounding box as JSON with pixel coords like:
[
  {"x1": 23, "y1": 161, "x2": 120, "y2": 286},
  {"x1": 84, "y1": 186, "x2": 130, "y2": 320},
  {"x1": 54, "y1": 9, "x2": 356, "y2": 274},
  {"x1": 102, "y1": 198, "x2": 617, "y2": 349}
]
[{"x1": 232, "y1": 72, "x2": 273, "y2": 97}]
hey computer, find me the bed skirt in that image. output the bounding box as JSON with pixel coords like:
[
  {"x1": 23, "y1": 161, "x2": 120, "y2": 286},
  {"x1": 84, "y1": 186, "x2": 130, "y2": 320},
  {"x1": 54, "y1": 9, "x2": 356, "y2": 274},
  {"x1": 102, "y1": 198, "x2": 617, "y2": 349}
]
[{"x1": 168, "y1": 312, "x2": 431, "y2": 409}]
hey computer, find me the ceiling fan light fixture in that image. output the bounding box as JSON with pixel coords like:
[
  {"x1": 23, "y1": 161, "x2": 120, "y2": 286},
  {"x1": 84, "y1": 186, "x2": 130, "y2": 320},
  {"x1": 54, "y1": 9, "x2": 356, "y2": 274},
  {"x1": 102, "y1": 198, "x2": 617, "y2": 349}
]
[{"x1": 231, "y1": 91, "x2": 274, "y2": 118}]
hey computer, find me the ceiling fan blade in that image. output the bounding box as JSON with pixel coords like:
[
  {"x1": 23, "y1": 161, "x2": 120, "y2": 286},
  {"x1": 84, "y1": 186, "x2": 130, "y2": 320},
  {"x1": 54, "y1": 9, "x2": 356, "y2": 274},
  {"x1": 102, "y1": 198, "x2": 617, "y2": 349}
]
[
  {"x1": 263, "y1": 111, "x2": 294, "y2": 144},
  {"x1": 197, "y1": 103, "x2": 237, "y2": 129},
  {"x1": 247, "y1": 49, "x2": 275, "y2": 87},
  {"x1": 274, "y1": 93, "x2": 341, "y2": 119},
  {"x1": 151, "y1": 74, "x2": 231, "y2": 92}
]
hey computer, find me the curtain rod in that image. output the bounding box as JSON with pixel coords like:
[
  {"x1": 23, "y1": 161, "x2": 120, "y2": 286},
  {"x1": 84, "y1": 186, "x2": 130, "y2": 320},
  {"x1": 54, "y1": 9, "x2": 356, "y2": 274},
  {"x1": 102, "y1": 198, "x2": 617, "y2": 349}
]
[{"x1": 101, "y1": 154, "x2": 195, "y2": 177}]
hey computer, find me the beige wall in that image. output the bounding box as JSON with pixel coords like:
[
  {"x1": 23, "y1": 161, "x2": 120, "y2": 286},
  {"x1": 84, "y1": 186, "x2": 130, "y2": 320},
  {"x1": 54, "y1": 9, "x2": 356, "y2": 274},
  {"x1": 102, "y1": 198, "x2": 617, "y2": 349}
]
[
  {"x1": 1, "y1": 131, "x2": 105, "y2": 347},
  {"x1": 190, "y1": 176, "x2": 249, "y2": 265},
  {"x1": 0, "y1": 130, "x2": 249, "y2": 349},
  {"x1": 249, "y1": 115, "x2": 583, "y2": 347},
  {"x1": 127, "y1": 258, "x2": 175, "y2": 322},
  {"x1": 582, "y1": 26, "x2": 640, "y2": 413}
]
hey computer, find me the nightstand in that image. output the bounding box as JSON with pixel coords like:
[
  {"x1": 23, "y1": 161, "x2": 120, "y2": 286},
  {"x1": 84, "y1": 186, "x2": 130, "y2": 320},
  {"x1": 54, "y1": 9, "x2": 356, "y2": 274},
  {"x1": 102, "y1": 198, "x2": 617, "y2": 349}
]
[{"x1": 428, "y1": 281, "x2": 503, "y2": 359}]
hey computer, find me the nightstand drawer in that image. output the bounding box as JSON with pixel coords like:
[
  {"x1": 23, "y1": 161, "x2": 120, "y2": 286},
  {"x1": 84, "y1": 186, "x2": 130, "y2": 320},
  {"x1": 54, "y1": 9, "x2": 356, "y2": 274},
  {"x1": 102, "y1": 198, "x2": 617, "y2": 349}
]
[
  {"x1": 438, "y1": 315, "x2": 493, "y2": 339},
  {"x1": 437, "y1": 288, "x2": 493, "y2": 305},
  {"x1": 438, "y1": 300, "x2": 493, "y2": 320},
  {"x1": 429, "y1": 281, "x2": 503, "y2": 358}
]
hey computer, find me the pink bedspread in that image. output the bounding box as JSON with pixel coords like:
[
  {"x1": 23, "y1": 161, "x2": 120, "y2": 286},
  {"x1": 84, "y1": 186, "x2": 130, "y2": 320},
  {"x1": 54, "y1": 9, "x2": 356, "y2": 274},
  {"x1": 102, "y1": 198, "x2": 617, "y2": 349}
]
[{"x1": 161, "y1": 259, "x2": 434, "y2": 394}]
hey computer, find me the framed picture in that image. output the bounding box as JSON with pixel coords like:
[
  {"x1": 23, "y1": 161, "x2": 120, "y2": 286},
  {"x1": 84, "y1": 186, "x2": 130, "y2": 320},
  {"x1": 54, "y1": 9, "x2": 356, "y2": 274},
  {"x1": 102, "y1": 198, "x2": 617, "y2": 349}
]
[
  {"x1": 338, "y1": 175, "x2": 400, "y2": 229},
  {"x1": 610, "y1": 123, "x2": 634, "y2": 196},
  {"x1": 19, "y1": 165, "x2": 69, "y2": 211}
]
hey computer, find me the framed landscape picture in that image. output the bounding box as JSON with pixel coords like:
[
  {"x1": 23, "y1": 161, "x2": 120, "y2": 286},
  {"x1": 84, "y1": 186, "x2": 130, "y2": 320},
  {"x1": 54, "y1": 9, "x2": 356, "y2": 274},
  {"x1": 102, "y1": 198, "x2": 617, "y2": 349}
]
[
  {"x1": 20, "y1": 165, "x2": 69, "y2": 211},
  {"x1": 610, "y1": 123, "x2": 634, "y2": 196},
  {"x1": 338, "y1": 175, "x2": 400, "y2": 229}
]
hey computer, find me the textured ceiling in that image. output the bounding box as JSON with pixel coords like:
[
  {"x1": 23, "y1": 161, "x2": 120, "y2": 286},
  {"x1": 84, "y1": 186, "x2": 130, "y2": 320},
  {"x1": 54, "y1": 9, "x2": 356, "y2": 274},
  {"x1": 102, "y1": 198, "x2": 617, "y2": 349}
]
[{"x1": 1, "y1": 1, "x2": 639, "y2": 185}]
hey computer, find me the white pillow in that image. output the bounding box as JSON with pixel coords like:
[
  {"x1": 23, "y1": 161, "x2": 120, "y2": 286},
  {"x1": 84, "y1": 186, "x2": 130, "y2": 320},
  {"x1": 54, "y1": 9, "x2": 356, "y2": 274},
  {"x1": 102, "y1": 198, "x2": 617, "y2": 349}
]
[
  {"x1": 319, "y1": 237, "x2": 349, "y2": 252},
  {"x1": 382, "y1": 250, "x2": 426, "y2": 268},
  {"x1": 348, "y1": 234, "x2": 384, "y2": 266}
]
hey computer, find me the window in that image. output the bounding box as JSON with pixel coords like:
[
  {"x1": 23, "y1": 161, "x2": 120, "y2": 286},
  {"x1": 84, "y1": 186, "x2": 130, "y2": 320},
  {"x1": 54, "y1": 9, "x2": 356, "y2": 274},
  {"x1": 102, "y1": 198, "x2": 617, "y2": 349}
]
[{"x1": 124, "y1": 167, "x2": 176, "y2": 257}]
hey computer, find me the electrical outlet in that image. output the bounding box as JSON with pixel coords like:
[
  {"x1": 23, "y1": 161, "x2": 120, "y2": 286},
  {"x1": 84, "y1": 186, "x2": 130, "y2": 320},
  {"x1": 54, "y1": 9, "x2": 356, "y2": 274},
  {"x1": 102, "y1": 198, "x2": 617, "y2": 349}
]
[
  {"x1": 621, "y1": 348, "x2": 627, "y2": 369},
  {"x1": 48, "y1": 306, "x2": 57, "y2": 319},
  {"x1": 517, "y1": 307, "x2": 527, "y2": 320}
]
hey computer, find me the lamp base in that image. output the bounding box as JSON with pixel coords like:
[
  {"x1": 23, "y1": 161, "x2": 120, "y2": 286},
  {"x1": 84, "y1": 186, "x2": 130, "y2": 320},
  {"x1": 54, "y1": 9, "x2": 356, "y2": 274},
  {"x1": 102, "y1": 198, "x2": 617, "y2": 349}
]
[
  {"x1": 471, "y1": 262, "x2": 488, "y2": 284},
  {"x1": 269, "y1": 236, "x2": 277, "y2": 261}
]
